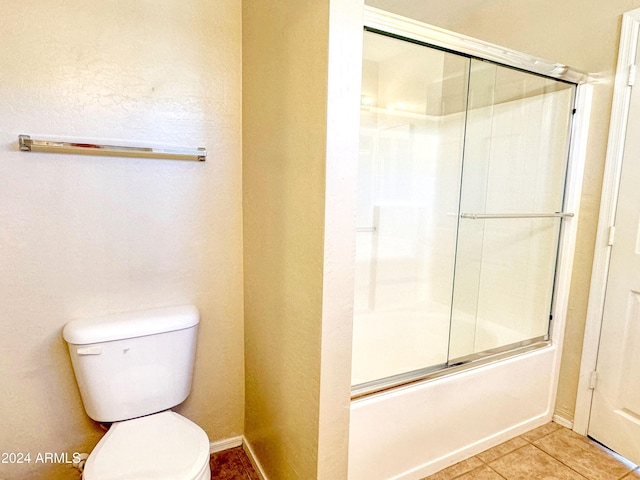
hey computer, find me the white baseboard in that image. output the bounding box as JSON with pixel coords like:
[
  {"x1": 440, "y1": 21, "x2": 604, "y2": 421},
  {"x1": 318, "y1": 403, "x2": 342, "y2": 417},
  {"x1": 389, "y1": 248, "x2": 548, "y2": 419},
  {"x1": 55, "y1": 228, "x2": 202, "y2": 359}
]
[
  {"x1": 242, "y1": 437, "x2": 268, "y2": 480},
  {"x1": 213, "y1": 416, "x2": 573, "y2": 480},
  {"x1": 209, "y1": 435, "x2": 268, "y2": 480},
  {"x1": 209, "y1": 435, "x2": 243, "y2": 454},
  {"x1": 552, "y1": 414, "x2": 574, "y2": 430}
]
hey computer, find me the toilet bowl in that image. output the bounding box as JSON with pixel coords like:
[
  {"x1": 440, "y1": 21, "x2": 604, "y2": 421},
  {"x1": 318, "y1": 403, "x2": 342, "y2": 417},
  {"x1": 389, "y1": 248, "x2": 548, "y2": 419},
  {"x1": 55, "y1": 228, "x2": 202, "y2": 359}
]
[
  {"x1": 82, "y1": 411, "x2": 211, "y2": 480},
  {"x1": 62, "y1": 305, "x2": 210, "y2": 480}
]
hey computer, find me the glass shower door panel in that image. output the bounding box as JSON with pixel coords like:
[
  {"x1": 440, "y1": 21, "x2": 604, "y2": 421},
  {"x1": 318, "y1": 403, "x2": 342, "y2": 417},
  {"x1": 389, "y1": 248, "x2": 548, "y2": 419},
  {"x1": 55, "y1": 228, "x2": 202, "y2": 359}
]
[
  {"x1": 352, "y1": 31, "x2": 469, "y2": 386},
  {"x1": 449, "y1": 61, "x2": 575, "y2": 362}
]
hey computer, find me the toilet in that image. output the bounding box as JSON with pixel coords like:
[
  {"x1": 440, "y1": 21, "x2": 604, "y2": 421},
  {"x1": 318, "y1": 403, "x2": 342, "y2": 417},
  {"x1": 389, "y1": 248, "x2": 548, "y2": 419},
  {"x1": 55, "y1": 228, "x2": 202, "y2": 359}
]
[{"x1": 63, "y1": 305, "x2": 211, "y2": 480}]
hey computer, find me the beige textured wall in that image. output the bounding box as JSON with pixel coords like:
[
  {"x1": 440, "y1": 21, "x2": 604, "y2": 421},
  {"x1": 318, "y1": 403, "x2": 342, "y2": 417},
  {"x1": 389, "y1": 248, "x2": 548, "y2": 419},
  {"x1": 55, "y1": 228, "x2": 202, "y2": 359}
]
[
  {"x1": 367, "y1": 0, "x2": 640, "y2": 421},
  {"x1": 0, "y1": 2, "x2": 243, "y2": 479},
  {"x1": 242, "y1": 0, "x2": 362, "y2": 478},
  {"x1": 242, "y1": 1, "x2": 328, "y2": 477}
]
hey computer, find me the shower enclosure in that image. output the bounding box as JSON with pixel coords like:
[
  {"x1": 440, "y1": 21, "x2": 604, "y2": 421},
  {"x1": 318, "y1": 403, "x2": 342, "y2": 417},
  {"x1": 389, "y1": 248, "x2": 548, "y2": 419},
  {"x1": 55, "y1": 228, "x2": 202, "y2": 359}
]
[
  {"x1": 352, "y1": 27, "x2": 576, "y2": 394},
  {"x1": 349, "y1": 9, "x2": 591, "y2": 480}
]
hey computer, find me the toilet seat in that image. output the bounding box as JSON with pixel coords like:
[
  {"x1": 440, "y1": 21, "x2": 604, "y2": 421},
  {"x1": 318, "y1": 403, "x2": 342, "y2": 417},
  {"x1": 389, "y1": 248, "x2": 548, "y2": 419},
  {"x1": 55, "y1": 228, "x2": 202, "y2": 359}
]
[{"x1": 83, "y1": 411, "x2": 210, "y2": 480}]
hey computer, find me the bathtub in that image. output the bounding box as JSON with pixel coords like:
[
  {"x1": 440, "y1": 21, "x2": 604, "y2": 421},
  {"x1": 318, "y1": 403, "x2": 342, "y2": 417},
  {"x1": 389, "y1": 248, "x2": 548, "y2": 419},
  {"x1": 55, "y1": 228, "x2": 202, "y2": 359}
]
[{"x1": 348, "y1": 345, "x2": 558, "y2": 479}]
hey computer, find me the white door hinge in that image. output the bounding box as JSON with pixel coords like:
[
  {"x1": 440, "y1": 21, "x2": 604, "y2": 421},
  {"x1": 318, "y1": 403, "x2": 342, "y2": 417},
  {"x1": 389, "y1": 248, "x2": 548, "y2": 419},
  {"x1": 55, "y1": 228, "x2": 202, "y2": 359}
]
[
  {"x1": 629, "y1": 64, "x2": 637, "y2": 86},
  {"x1": 608, "y1": 225, "x2": 616, "y2": 246},
  {"x1": 589, "y1": 371, "x2": 598, "y2": 390}
]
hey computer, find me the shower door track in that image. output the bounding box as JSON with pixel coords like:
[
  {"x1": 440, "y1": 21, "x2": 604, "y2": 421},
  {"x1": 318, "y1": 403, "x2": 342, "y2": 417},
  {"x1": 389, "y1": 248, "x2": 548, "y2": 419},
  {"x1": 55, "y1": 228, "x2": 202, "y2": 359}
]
[
  {"x1": 364, "y1": 7, "x2": 588, "y2": 84},
  {"x1": 352, "y1": 337, "x2": 550, "y2": 399}
]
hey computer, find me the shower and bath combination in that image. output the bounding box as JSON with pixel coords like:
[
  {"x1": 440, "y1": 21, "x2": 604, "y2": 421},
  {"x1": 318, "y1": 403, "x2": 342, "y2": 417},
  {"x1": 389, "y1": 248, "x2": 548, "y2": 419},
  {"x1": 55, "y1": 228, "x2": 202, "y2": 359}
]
[
  {"x1": 352, "y1": 26, "x2": 576, "y2": 395},
  {"x1": 348, "y1": 8, "x2": 591, "y2": 479}
]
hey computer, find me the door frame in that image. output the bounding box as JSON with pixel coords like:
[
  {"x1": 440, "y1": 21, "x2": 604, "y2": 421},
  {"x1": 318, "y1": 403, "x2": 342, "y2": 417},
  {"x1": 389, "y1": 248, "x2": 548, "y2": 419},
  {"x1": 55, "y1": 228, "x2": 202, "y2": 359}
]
[{"x1": 574, "y1": 8, "x2": 640, "y2": 435}]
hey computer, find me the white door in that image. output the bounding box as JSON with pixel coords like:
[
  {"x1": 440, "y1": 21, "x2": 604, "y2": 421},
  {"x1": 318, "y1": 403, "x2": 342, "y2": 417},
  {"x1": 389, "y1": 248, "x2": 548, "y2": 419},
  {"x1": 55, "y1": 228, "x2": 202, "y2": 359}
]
[{"x1": 588, "y1": 39, "x2": 640, "y2": 463}]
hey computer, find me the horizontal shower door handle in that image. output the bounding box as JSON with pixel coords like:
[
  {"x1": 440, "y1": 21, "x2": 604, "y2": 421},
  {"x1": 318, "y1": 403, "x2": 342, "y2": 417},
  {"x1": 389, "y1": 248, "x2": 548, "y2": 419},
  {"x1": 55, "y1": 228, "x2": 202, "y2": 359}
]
[{"x1": 460, "y1": 212, "x2": 574, "y2": 220}]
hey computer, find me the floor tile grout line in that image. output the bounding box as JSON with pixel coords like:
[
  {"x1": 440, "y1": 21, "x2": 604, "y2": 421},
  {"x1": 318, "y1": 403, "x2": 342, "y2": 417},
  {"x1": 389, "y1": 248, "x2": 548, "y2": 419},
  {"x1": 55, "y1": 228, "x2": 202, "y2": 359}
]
[
  {"x1": 533, "y1": 432, "x2": 637, "y2": 480},
  {"x1": 446, "y1": 463, "x2": 507, "y2": 480},
  {"x1": 618, "y1": 465, "x2": 640, "y2": 480},
  {"x1": 529, "y1": 425, "x2": 634, "y2": 480},
  {"x1": 236, "y1": 447, "x2": 256, "y2": 480},
  {"x1": 527, "y1": 443, "x2": 591, "y2": 480},
  {"x1": 230, "y1": 448, "x2": 250, "y2": 480},
  {"x1": 439, "y1": 425, "x2": 567, "y2": 477},
  {"x1": 424, "y1": 423, "x2": 638, "y2": 480},
  {"x1": 477, "y1": 442, "x2": 529, "y2": 467},
  {"x1": 519, "y1": 423, "x2": 563, "y2": 445},
  {"x1": 209, "y1": 446, "x2": 257, "y2": 480},
  {"x1": 614, "y1": 456, "x2": 640, "y2": 479},
  {"x1": 486, "y1": 463, "x2": 508, "y2": 480},
  {"x1": 475, "y1": 425, "x2": 563, "y2": 466}
]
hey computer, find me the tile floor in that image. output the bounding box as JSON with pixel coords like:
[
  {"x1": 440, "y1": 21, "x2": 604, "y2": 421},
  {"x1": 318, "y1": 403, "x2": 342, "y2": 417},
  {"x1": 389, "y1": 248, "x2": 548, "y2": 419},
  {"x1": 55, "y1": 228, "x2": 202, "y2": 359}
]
[
  {"x1": 210, "y1": 446, "x2": 260, "y2": 480},
  {"x1": 209, "y1": 423, "x2": 638, "y2": 480},
  {"x1": 423, "y1": 422, "x2": 639, "y2": 480}
]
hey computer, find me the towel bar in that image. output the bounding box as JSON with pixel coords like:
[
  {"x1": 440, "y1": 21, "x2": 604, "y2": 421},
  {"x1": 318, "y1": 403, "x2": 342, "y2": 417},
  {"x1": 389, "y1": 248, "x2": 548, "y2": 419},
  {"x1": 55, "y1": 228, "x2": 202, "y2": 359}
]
[{"x1": 19, "y1": 135, "x2": 206, "y2": 162}]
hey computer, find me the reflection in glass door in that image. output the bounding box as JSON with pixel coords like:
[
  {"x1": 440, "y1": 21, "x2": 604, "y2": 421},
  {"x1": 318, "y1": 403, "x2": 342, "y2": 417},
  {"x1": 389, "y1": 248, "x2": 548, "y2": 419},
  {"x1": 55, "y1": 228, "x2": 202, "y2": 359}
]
[
  {"x1": 352, "y1": 31, "x2": 469, "y2": 386},
  {"x1": 352, "y1": 30, "x2": 576, "y2": 391}
]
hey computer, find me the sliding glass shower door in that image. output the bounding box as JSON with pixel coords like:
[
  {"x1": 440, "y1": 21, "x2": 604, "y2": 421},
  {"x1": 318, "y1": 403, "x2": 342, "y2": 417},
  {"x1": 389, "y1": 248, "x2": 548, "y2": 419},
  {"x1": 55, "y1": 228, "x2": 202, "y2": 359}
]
[
  {"x1": 353, "y1": 32, "x2": 469, "y2": 385},
  {"x1": 352, "y1": 30, "x2": 575, "y2": 390},
  {"x1": 450, "y1": 61, "x2": 575, "y2": 362}
]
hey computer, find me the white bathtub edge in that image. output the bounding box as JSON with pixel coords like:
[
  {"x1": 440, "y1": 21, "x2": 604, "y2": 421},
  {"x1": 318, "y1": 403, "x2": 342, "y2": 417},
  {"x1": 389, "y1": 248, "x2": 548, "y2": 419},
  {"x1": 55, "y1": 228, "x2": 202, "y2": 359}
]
[
  {"x1": 390, "y1": 413, "x2": 552, "y2": 479},
  {"x1": 348, "y1": 346, "x2": 558, "y2": 480}
]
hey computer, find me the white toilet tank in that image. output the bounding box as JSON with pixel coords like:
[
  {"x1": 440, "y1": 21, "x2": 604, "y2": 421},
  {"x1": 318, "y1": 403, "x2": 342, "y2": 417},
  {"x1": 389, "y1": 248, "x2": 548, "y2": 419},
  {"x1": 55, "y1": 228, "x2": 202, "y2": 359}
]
[{"x1": 63, "y1": 305, "x2": 200, "y2": 423}]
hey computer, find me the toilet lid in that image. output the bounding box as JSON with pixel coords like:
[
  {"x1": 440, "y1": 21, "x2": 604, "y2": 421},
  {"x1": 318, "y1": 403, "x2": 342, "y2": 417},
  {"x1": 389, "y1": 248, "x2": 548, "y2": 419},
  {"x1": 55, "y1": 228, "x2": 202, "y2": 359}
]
[{"x1": 83, "y1": 411, "x2": 210, "y2": 480}]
